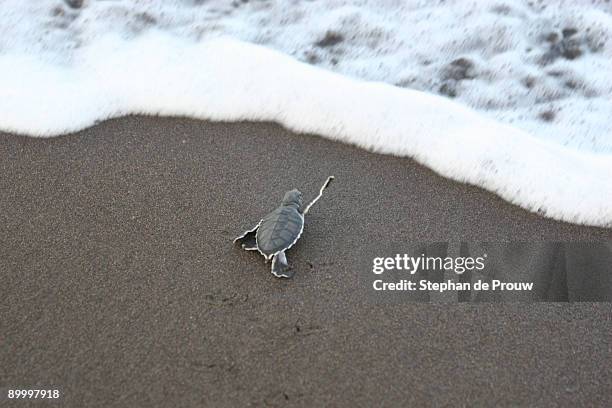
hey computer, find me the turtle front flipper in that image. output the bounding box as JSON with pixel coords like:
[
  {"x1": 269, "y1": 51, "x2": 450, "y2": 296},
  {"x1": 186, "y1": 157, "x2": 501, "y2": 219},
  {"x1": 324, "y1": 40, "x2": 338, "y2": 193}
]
[
  {"x1": 233, "y1": 221, "x2": 261, "y2": 251},
  {"x1": 271, "y1": 251, "x2": 294, "y2": 278}
]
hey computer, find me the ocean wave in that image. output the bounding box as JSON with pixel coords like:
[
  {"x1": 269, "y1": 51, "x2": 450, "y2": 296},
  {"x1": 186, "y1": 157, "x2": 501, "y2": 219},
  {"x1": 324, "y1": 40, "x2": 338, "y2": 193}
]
[
  {"x1": 3, "y1": 0, "x2": 612, "y2": 153},
  {"x1": 0, "y1": 32, "x2": 610, "y2": 226}
]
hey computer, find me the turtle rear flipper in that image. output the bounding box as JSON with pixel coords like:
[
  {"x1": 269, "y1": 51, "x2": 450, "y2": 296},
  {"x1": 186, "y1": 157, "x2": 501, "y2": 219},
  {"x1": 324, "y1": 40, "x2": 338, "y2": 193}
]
[
  {"x1": 234, "y1": 222, "x2": 261, "y2": 251},
  {"x1": 271, "y1": 251, "x2": 294, "y2": 278}
]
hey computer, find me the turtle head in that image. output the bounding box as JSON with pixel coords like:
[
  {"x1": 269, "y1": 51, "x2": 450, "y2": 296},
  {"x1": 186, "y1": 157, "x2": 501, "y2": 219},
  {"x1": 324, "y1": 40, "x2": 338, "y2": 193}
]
[{"x1": 281, "y1": 189, "x2": 303, "y2": 208}]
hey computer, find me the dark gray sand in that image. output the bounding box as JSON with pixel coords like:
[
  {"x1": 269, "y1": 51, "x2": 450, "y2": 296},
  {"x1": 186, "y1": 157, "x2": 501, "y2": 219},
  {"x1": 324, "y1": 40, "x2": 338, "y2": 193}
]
[{"x1": 1, "y1": 117, "x2": 611, "y2": 407}]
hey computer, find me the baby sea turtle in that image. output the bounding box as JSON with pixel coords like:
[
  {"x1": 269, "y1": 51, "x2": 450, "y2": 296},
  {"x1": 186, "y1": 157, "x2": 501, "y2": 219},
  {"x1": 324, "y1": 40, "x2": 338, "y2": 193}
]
[{"x1": 234, "y1": 176, "x2": 334, "y2": 278}]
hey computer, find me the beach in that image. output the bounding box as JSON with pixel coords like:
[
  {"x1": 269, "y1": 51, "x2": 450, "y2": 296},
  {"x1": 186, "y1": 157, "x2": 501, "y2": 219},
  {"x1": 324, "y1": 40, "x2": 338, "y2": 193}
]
[{"x1": 1, "y1": 117, "x2": 611, "y2": 407}]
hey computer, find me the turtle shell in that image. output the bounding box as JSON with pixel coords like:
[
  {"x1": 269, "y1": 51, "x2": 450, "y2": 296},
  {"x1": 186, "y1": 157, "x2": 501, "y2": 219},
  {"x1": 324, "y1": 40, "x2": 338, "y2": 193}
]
[{"x1": 256, "y1": 205, "x2": 304, "y2": 257}]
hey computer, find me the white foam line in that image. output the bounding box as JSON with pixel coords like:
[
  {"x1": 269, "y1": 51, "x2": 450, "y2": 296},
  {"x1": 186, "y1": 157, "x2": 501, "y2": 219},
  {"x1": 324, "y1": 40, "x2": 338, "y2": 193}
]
[{"x1": 0, "y1": 33, "x2": 610, "y2": 227}]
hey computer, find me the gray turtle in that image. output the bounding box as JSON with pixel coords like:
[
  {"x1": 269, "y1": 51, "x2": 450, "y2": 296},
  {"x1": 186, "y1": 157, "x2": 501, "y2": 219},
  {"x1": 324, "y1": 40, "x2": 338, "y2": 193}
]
[{"x1": 234, "y1": 176, "x2": 334, "y2": 278}]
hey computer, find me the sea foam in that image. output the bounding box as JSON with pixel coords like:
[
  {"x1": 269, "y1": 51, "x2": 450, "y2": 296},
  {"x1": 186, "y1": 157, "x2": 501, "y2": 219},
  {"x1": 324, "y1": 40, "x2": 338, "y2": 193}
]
[
  {"x1": 4, "y1": 0, "x2": 612, "y2": 153},
  {"x1": 0, "y1": 32, "x2": 610, "y2": 226}
]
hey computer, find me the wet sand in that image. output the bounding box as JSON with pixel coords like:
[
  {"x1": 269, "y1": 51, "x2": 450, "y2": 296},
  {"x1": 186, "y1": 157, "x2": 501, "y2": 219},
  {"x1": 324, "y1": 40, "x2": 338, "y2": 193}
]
[{"x1": 1, "y1": 117, "x2": 611, "y2": 407}]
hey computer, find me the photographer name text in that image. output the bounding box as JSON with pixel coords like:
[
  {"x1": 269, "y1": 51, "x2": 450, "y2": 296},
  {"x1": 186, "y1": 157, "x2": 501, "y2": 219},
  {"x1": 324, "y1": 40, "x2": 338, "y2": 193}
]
[{"x1": 373, "y1": 279, "x2": 533, "y2": 292}]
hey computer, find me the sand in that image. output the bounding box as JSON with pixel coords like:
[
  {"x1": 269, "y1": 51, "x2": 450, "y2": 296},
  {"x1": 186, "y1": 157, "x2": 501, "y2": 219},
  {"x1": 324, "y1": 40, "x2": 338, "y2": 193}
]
[{"x1": 1, "y1": 116, "x2": 611, "y2": 407}]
